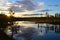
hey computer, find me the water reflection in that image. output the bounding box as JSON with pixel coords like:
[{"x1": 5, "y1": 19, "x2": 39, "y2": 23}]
[{"x1": 6, "y1": 21, "x2": 60, "y2": 40}]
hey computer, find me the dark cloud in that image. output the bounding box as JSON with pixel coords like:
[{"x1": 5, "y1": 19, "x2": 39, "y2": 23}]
[
  {"x1": 9, "y1": 0, "x2": 37, "y2": 12},
  {"x1": 37, "y1": 9, "x2": 52, "y2": 12},
  {"x1": 23, "y1": 14, "x2": 44, "y2": 16},
  {"x1": 48, "y1": 4, "x2": 60, "y2": 7},
  {"x1": 10, "y1": 6, "x2": 25, "y2": 12}
]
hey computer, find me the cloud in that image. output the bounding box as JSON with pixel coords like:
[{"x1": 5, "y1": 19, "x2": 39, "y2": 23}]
[
  {"x1": 0, "y1": 0, "x2": 11, "y2": 11},
  {"x1": 38, "y1": 2, "x2": 44, "y2": 6},
  {"x1": 0, "y1": 0, "x2": 8, "y2": 6},
  {"x1": 14, "y1": 11, "x2": 35, "y2": 17},
  {"x1": 9, "y1": 0, "x2": 37, "y2": 12},
  {"x1": 6, "y1": 2, "x2": 12, "y2": 7},
  {"x1": 0, "y1": 0, "x2": 37, "y2": 17},
  {"x1": 48, "y1": 4, "x2": 60, "y2": 7},
  {"x1": 0, "y1": 0, "x2": 39, "y2": 17},
  {"x1": 37, "y1": 9, "x2": 52, "y2": 12},
  {"x1": 0, "y1": 0, "x2": 38, "y2": 12}
]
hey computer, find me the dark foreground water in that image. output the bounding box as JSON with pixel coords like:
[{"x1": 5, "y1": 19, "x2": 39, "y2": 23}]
[{"x1": 6, "y1": 21, "x2": 60, "y2": 40}]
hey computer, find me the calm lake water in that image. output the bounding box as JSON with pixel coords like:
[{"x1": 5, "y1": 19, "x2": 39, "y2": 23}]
[{"x1": 6, "y1": 21, "x2": 60, "y2": 40}]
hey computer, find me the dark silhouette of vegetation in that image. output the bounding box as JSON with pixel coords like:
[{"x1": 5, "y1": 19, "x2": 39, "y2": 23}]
[
  {"x1": 13, "y1": 17, "x2": 60, "y2": 25},
  {"x1": 0, "y1": 14, "x2": 9, "y2": 30},
  {"x1": 0, "y1": 14, "x2": 15, "y2": 40}
]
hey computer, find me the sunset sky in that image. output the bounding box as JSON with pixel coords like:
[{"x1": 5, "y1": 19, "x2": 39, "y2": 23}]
[{"x1": 0, "y1": 0, "x2": 60, "y2": 17}]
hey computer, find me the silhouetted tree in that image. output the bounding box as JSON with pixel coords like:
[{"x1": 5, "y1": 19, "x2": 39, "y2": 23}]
[
  {"x1": 0, "y1": 14, "x2": 14, "y2": 40},
  {"x1": 0, "y1": 14, "x2": 9, "y2": 30},
  {"x1": 8, "y1": 9, "x2": 15, "y2": 16}
]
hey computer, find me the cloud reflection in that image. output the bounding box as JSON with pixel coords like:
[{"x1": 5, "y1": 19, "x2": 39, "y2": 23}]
[{"x1": 13, "y1": 27, "x2": 44, "y2": 40}]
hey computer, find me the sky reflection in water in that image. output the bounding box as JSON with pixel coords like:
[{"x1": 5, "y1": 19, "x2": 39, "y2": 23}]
[{"x1": 7, "y1": 21, "x2": 60, "y2": 40}]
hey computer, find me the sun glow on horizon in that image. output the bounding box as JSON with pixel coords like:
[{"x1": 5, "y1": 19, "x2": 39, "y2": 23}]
[{"x1": 5, "y1": 14, "x2": 11, "y2": 16}]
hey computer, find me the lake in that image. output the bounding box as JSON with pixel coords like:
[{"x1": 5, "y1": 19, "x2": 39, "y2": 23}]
[{"x1": 6, "y1": 21, "x2": 60, "y2": 40}]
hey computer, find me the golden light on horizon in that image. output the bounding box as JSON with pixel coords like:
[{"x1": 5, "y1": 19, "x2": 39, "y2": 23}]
[{"x1": 5, "y1": 14, "x2": 10, "y2": 17}]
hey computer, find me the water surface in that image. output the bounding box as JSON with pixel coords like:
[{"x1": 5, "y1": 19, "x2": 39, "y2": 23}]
[{"x1": 6, "y1": 21, "x2": 60, "y2": 40}]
